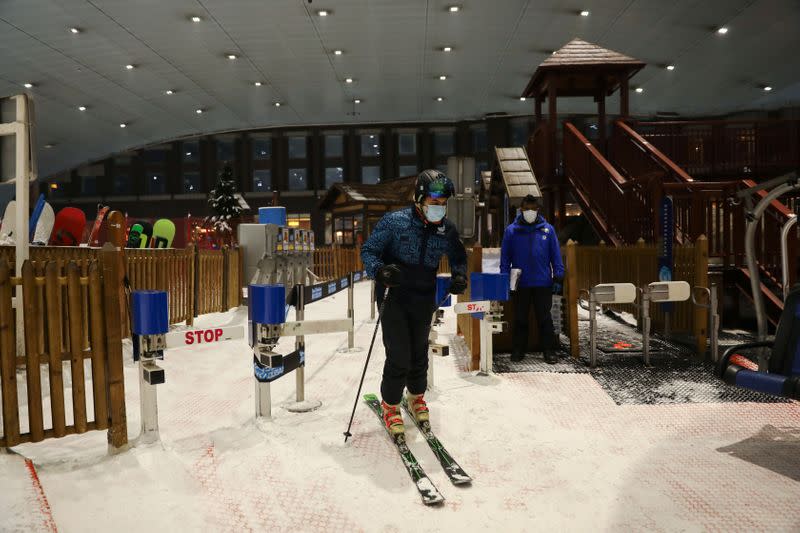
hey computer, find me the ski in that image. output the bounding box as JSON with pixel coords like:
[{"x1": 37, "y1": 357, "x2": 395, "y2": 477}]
[
  {"x1": 363, "y1": 394, "x2": 445, "y2": 505},
  {"x1": 401, "y1": 398, "x2": 472, "y2": 485}
]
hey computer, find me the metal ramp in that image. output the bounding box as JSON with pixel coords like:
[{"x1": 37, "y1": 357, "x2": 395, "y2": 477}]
[{"x1": 494, "y1": 147, "x2": 542, "y2": 200}]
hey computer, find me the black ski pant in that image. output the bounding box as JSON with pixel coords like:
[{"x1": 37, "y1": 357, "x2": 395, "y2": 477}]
[
  {"x1": 512, "y1": 286, "x2": 555, "y2": 356},
  {"x1": 379, "y1": 290, "x2": 436, "y2": 405}
]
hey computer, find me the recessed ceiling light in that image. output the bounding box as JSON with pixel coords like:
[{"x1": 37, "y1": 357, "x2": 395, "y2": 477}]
[
  {"x1": 23, "y1": 83, "x2": 33, "y2": 89},
  {"x1": 165, "y1": 89, "x2": 174, "y2": 95},
  {"x1": 580, "y1": 10, "x2": 590, "y2": 16},
  {"x1": 442, "y1": 46, "x2": 453, "y2": 52},
  {"x1": 45, "y1": 144, "x2": 54, "y2": 149},
  {"x1": 448, "y1": 5, "x2": 461, "y2": 12},
  {"x1": 635, "y1": 87, "x2": 644, "y2": 93},
  {"x1": 717, "y1": 26, "x2": 728, "y2": 34},
  {"x1": 439, "y1": 75, "x2": 447, "y2": 81},
  {"x1": 125, "y1": 64, "x2": 134, "y2": 70},
  {"x1": 436, "y1": 97, "x2": 444, "y2": 102},
  {"x1": 78, "y1": 106, "x2": 86, "y2": 111},
  {"x1": 764, "y1": 86, "x2": 773, "y2": 92},
  {"x1": 69, "y1": 27, "x2": 80, "y2": 34},
  {"x1": 519, "y1": 97, "x2": 527, "y2": 101},
  {"x1": 345, "y1": 77, "x2": 354, "y2": 83},
  {"x1": 354, "y1": 99, "x2": 362, "y2": 104},
  {"x1": 119, "y1": 123, "x2": 127, "y2": 128},
  {"x1": 196, "y1": 108, "x2": 203, "y2": 114},
  {"x1": 317, "y1": 9, "x2": 330, "y2": 16},
  {"x1": 666, "y1": 64, "x2": 675, "y2": 70},
  {"x1": 254, "y1": 81, "x2": 262, "y2": 86},
  {"x1": 227, "y1": 54, "x2": 237, "y2": 60},
  {"x1": 333, "y1": 49, "x2": 343, "y2": 55},
  {"x1": 551, "y1": 50, "x2": 557, "y2": 55},
  {"x1": 274, "y1": 102, "x2": 282, "y2": 107},
  {"x1": 190, "y1": 16, "x2": 201, "y2": 22}
]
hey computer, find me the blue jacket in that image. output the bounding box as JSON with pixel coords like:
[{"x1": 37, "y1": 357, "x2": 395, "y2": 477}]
[
  {"x1": 361, "y1": 206, "x2": 467, "y2": 295},
  {"x1": 500, "y1": 213, "x2": 565, "y2": 288}
]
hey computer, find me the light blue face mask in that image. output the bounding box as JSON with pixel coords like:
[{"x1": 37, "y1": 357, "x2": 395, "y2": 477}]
[{"x1": 423, "y1": 204, "x2": 447, "y2": 223}]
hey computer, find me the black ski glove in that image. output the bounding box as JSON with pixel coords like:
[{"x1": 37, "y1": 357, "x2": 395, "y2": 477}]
[
  {"x1": 552, "y1": 276, "x2": 564, "y2": 296},
  {"x1": 449, "y1": 273, "x2": 468, "y2": 295},
  {"x1": 377, "y1": 264, "x2": 403, "y2": 288}
]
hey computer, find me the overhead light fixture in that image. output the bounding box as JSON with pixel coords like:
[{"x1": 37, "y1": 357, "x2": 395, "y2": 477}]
[
  {"x1": 635, "y1": 87, "x2": 644, "y2": 93},
  {"x1": 69, "y1": 27, "x2": 80, "y2": 34},
  {"x1": 551, "y1": 50, "x2": 557, "y2": 55},
  {"x1": 580, "y1": 10, "x2": 590, "y2": 16},
  {"x1": 717, "y1": 26, "x2": 728, "y2": 34},
  {"x1": 448, "y1": 5, "x2": 461, "y2": 12},
  {"x1": 165, "y1": 89, "x2": 174, "y2": 95},
  {"x1": 354, "y1": 99, "x2": 362, "y2": 104},
  {"x1": 519, "y1": 97, "x2": 526, "y2": 101},
  {"x1": 333, "y1": 49, "x2": 343, "y2": 55},
  {"x1": 45, "y1": 144, "x2": 54, "y2": 149},
  {"x1": 666, "y1": 64, "x2": 675, "y2": 70},
  {"x1": 125, "y1": 64, "x2": 135, "y2": 70},
  {"x1": 317, "y1": 9, "x2": 330, "y2": 16},
  {"x1": 50, "y1": 183, "x2": 59, "y2": 190},
  {"x1": 274, "y1": 102, "x2": 282, "y2": 107},
  {"x1": 23, "y1": 83, "x2": 33, "y2": 89},
  {"x1": 78, "y1": 106, "x2": 86, "y2": 111},
  {"x1": 345, "y1": 77, "x2": 354, "y2": 83},
  {"x1": 763, "y1": 86, "x2": 773, "y2": 92},
  {"x1": 439, "y1": 75, "x2": 447, "y2": 81},
  {"x1": 436, "y1": 97, "x2": 444, "y2": 102},
  {"x1": 196, "y1": 108, "x2": 203, "y2": 114},
  {"x1": 254, "y1": 81, "x2": 262, "y2": 86},
  {"x1": 442, "y1": 46, "x2": 453, "y2": 52},
  {"x1": 119, "y1": 123, "x2": 127, "y2": 128},
  {"x1": 227, "y1": 54, "x2": 237, "y2": 60},
  {"x1": 190, "y1": 15, "x2": 201, "y2": 22}
]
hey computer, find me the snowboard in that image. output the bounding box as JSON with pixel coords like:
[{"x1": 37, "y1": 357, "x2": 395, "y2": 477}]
[
  {"x1": 49, "y1": 207, "x2": 87, "y2": 246},
  {"x1": 88, "y1": 206, "x2": 110, "y2": 247},
  {"x1": 127, "y1": 220, "x2": 152, "y2": 248},
  {"x1": 105, "y1": 211, "x2": 126, "y2": 248},
  {"x1": 32, "y1": 203, "x2": 55, "y2": 245},
  {"x1": 138, "y1": 221, "x2": 153, "y2": 248},
  {"x1": 29, "y1": 194, "x2": 46, "y2": 242},
  {"x1": 0, "y1": 201, "x2": 16, "y2": 244},
  {"x1": 151, "y1": 219, "x2": 175, "y2": 248}
]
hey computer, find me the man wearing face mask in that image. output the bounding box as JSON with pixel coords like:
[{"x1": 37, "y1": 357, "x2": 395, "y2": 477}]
[
  {"x1": 500, "y1": 194, "x2": 565, "y2": 364},
  {"x1": 361, "y1": 170, "x2": 468, "y2": 435}
]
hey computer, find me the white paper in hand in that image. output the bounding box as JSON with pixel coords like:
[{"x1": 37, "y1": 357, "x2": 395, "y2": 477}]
[{"x1": 510, "y1": 268, "x2": 521, "y2": 291}]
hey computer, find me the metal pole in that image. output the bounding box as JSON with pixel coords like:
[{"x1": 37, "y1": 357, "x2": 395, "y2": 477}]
[
  {"x1": 370, "y1": 280, "x2": 376, "y2": 320},
  {"x1": 138, "y1": 358, "x2": 160, "y2": 444},
  {"x1": 478, "y1": 316, "x2": 490, "y2": 374},
  {"x1": 255, "y1": 380, "x2": 271, "y2": 419},
  {"x1": 589, "y1": 292, "x2": 597, "y2": 368},
  {"x1": 642, "y1": 290, "x2": 651, "y2": 367},
  {"x1": 13, "y1": 96, "x2": 30, "y2": 355},
  {"x1": 347, "y1": 272, "x2": 354, "y2": 349},
  {"x1": 780, "y1": 215, "x2": 797, "y2": 296},
  {"x1": 427, "y1": 311, "x2": 436, "y2": 390},
  {"x1": 710, "y1": 285, "x2": 719, "y2": 362},
  {"x1": 295, "y1": 283, "x2": 305, "y2": 402}
]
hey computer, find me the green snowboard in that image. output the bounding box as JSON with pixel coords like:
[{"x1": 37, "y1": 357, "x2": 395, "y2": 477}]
[{"x1": 152, "y1": 219, "x2": 175, "y2": 248}]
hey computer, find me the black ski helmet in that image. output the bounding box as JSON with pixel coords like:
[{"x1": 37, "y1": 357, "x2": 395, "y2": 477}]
[{"x1": 414, "y1": 169, "x2": 455, "y2": 204}]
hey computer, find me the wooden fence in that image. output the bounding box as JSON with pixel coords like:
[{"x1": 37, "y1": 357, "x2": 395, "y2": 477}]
[
  {"x1": 313, "y1": 246, "x2": 363, "y2": 280},
  {"x1": 0, "y1": 247, "x2": 127, "y2": 449}
]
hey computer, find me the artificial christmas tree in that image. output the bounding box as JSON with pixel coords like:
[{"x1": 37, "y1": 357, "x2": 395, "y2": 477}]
[{"x1": 205, "y1": 165, "x2": 245, "y2": 248}]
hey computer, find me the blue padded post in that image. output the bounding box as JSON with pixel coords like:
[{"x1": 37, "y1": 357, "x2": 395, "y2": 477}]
[
  {"x1": 132, "y1": 291, "x2": 169, "y2": 336},
  {"x1": 249, "y1": 284, "x2": 286, "y2": 325},
  {"x1": 735, "y1": 370, "x2": 787, "y2": 397},
  {"x1": 470, "y1": 272, "x2": 510, "y2": 302},
  {"x1": 436, "y1": 275, "x2": 452, "y2": 307},
  {"x1": 470, "y1": 272, "x2": 483, "y2": 302},
  {"x1": 258, "y1": 206, "x2": 287, "y2": 226}
]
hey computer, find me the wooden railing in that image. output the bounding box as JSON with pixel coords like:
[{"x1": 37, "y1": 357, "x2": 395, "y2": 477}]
[
  {"x1": 0, "y1": 251, "x2": 127, "y2": 449},
  {"x1": 528, "y1": 121, "x2": 551, "y2": 187},
  {"x1": 313, "y1": 246, "x2": 364, "y2": 280}
]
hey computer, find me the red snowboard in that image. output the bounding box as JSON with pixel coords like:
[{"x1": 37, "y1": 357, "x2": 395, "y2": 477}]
[{"x1": 49, "y1": 207, "x2": 87, "y2": 246}]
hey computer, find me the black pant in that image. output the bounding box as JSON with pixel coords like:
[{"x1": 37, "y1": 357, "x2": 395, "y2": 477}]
[
  {"x1": 512, "y1": 286, "x2": 555, "y2": 356},
  {"x1": 380, "y1": 291, "x2": 436, "y2": 405}
]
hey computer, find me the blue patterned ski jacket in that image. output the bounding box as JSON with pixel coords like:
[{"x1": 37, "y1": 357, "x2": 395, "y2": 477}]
[{"x1": 361, "y1": 206, "x2": 467, "y2": 295}]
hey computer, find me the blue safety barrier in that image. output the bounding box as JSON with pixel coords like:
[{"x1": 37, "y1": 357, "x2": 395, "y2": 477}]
[
  {"x1": 249, "y1": 284, "x2": 287, "y2": 325},
  {"x1": 436, "y1": 275, "x2": 452, "y2": 308},
  {"x1": 132, "y1": 291, "x2": 169, "y2": 335},
  {"x1": 258, "y1": 206, "x2": 287, "y2": 226}
]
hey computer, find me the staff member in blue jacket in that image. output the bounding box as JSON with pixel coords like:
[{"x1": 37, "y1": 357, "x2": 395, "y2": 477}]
[{"x1": 500, "y1": 195, "x2": 565, "y2": 364}]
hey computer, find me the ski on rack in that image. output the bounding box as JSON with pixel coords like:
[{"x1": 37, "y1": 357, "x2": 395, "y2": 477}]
[{"x1": 363, "y1": 393, "x2": 444, "y2": 505}]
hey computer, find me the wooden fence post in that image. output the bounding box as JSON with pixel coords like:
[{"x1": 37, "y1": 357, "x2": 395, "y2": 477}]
[
  {"x1": 101, "y1": 244, "x2": 128, "y2": 451},
  {"x1": 191, "y1": 244, "x2": 199, "y2": 321},
  {"x1": 694, "y1": 235, "x2": 709, "y2": 358},
  {"x1": 0, "y1": 261, "x2": 20, "y2": 446},
  {"x1": 469, "y1": 246, "x2": 482, "y2": 371},
  {"x1": 22, "y1": 261, "x2": 44, "y2": 442},
  {"x1": 565, "y1": 240, "x2": 579, "y2": 358}
]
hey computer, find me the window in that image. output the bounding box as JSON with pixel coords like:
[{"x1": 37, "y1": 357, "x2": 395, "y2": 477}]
[
  {"x1": 144, "y1": 147, "x2": 168, "y2": 164},
  {"x1": 362, "y1": 166, "x2": 380, "y2": 184},
  {"x1": 147, "y1": 173, "x2": 167, "y2": 195},
  {"x1": 399, "y1": 164, "x2": 418, "y2": 177},
  {"x1": 288, "y1": 136, "x2": 307, "y2": 159},
  {"x1": 472, "y1": 126, "x2": 488, "y2": 153},
  {"x1": 252, "y1": 138, "x2": 271, "y2": 160},
  {"x1": 216, "y1": 139, "x2": 235, "y2": 164},
  {"x1": 475, "y1": 161, "x2": 489, "y2": 185},
  {"x1": 183, "y1": 141, "x2": 199, "y2": 163},
  {"x1": 112, "y1": 174, "x2": 132, "y2": 195},
  {"x1": 253, "y1": 170, "x2": 271, "y2": 192},
  {"x1": 81, "y1": 176, "x2": 97, "y2": 195},
  {"x1": 510, "y1": 119, "x2": 530, "y2": 147},
  {"x1": 434, "y1": 131, "x2": 454, "y2": 156},
  {"x1": 288, "y1": 168, "x2": 307, "y2": 190},
  {"x1": 46, "y1": 181, "x2": 69, "y2": 199},
  {"x1": 325, "y1": 167, "x2": 343, "y2": 189},
  {"x1": 287, "y1": 213, "x2": 311, "y2": 230},
  {"x1": 334, "y1": 214, "x2": 363, "y2": 246},
  {"x1": 398, "y1": 133, "x2": 416, "y2": 155},
  {"x1": 361, "y1": 134, "x2": 381, "y2": 157},
  {"x1": 183, "y1": 172, "x2": 201, "y2": 193},
  {"x1": 325, "y1": 135, "x2": 344, "y2": 158}
]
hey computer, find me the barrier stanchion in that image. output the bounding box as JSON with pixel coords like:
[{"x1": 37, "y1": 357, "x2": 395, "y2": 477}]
[
  {"x1": 347, "y1": 272, "x2": 355, "y2": 349},
  {"x1": 131, "y1": 290, "x2": 168, "y2": 445},
  {"x1": 286, "y1": 284, "x2": 322, "y2": 413}
]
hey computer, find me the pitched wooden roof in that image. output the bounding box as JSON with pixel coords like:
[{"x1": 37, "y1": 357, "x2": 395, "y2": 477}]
[
  {"x1": 318, "y1": 176, "x2": 416, "y2": 210},
  {"x1": 523, "y1": 38, "x2": 645, "y2": 98}
]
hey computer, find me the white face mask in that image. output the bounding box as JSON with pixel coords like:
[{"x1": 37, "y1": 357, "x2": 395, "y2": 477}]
[
  {"x1": 522, "y1": 209, "x2": 538, "y2": 223},
  {"x1": 423, "y1": 204, "x2": 447, "y2": 223}
]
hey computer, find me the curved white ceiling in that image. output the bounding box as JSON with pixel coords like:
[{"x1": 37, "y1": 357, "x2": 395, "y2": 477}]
[{"x1": 1, "y1": 0, "x2": 799, "y2": 177}]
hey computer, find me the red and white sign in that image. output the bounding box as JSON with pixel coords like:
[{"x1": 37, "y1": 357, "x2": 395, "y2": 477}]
[
  {"x1": 453, "y1": 300, "x2": 490, "y2": 314},
  {"x1": 165, "y1": 326, "x2": 244, "y2": 349}
]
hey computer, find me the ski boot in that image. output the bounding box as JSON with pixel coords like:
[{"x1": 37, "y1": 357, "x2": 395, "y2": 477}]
[
  {"x1": 381, "y1": 401, "x2": 404, "y2": 436},
  {"x1": 544, "y1": 350, "x2": 558, "y2": 364},
  {"x1": 406, "y1": 392, "x2": 430, "y2": 424}
]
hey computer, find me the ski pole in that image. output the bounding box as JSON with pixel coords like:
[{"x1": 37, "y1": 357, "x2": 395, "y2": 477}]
[{"x1": 343, "y1": 292, "x2": 388, "y2": 443}]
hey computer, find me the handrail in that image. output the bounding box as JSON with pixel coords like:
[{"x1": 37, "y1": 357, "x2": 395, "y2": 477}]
[
  {"x1": 743, "y1": 179, "x2": 796, "y2": 219},
  {"x1": 615, "y1": 120, "x2": 694, "y2": 183},
  {"x1": 635, "y1": 118, "x2": 800, "y2": 127},
  {"x1": 564, "y1": 123, "x2": 627, "y2": 190}
]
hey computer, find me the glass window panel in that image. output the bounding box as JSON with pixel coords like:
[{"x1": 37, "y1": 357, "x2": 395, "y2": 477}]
[
  {"x1": 183, "y1": 172, "x2": 201, "y2": 193},
  {"x1": 216, "y1": 140, "x2": 234, "y2": 164},
  {"x1": 252, "y1": 138, "x2": 271, "y2": 160},
  {"x1": 147, "y1": 172, "x2": 167, "y2": 195},
  {"x1": 325, "y1": 135, "x2": 343, "y2": 158},
  {"x1": 183, "y1": 141, "x2": 199, "y2": 163},
  {"x1": 253, "y1": 169, "x2": 271, "y2": 192},
  {"x1": 81, "y1": 176, "x2": 97, "y2": 195},
  {"x1": 472, "y1": 126, "x2": 488, "y2": 153},
  {"x1": 288, "y1": 136, "x2": 307, "y2": 159},
  {"x1": 143, "y1": 148, "x2": 167, "y2": 164},
  {"x1": 362, "y1": 165, "x2": 380, "y2": 184},
  {"x1": 510, "y1": 120, "x2": 529, "y2": 147},
  {"x1": 361, "y1": 134, "x2": 381, "y2": 157},
  {"x1": 399, "y1": 164, "x2": 418, "y2": 177},
  {"x1": 398, "y1": 133, "x2": 416, "y2": 155},
  {"x1": 112, "y1": 174, "x2": 132, "y2": 195},
  {"x1": 288, "y1": 168, "x2": 307, "y2": 190},
  {"x1": 434, "y1": 131, "x2": 454, "y2": 156},
  {"x1": 325, "y1": 167, "x2": 343, "y2": 189},
  {"x1": 475, "y1": 161, "x2": 489, "y2": 184}
]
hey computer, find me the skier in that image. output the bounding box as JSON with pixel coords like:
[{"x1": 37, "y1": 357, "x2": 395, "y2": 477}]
[
  {"x1": 500, "y1": 194, "x2": 565, "y2": 364},
  {"x1": 361, "y1": 170, "x2": 468, "y2": 435}
]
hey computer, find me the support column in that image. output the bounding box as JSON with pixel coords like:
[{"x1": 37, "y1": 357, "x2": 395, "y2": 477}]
[
  {"x1": 547, "y1": 78, "x2": 560, "y2": 228},
  {"x1": 534, "y1": 96, "x2": 542, "y2": 123},
  {"x1": 620, "y1": 75, "x2": 630, "y2": 118},
  {"x1": 598, "y1": 78, "x2": 607, "y2": 155}
]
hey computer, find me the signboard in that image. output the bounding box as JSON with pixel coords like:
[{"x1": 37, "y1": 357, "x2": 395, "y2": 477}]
[
  {"x1": 165, "y1": 325, "x2": 244, "y2": 349},
  {"x1": 453, "y1": 300, "x2": 490, "y2": 314},
  {"x1": 658, "y1": 196, "x2": 674, "y2": 312}
]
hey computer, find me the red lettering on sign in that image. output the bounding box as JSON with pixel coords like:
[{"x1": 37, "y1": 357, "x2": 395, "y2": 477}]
[
  {"x1": 185, "y1": 332, "x2": 194, "y2": 345},
  {"x1": 203, "y1": 329, "x2": 214, "y2": 342},
  {"x1": 215, "y1": 328, "x2": 223, "y2": 341}
]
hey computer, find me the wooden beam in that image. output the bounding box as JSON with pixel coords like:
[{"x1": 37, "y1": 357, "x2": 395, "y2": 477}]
[{"x1": 620, "y1": 75, "x2": 630, "y2": 117}]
